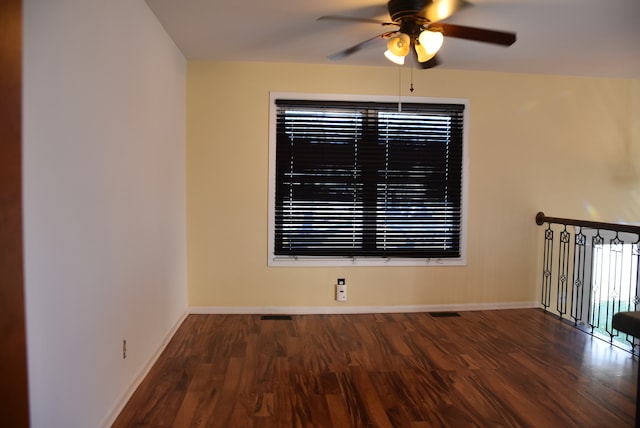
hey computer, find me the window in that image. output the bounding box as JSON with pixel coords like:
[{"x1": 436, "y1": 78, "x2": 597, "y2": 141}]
[{"x1": 268, "y1": 93, "x2": 468, "y2": 266}]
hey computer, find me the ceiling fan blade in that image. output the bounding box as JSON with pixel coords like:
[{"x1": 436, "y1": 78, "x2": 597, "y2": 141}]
[
  {"x1": 417, "y1": 0, "x2": 473, "y2": 22},
  {"x1": 328, "y1": 32, "x2": 395, "y2": 61},
  {"x1": 317, "y1": 15, "x2": 395, "y2": 26},
  {"x1": 429, "y1": 22, "x2": 516, "y2": 46}
]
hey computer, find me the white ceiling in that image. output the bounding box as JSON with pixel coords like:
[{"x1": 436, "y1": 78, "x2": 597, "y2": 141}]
[{"x1": 145, "y1": 0, "x2": 640, "y2": 79}]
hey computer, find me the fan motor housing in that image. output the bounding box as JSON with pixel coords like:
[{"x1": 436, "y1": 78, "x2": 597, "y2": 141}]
[{"x1": 388, "y1": 0, "x2": 430, "y2": 22}]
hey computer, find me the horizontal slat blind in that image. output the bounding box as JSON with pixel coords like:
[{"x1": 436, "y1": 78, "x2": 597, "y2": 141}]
[{"x1": 274, "y1": 99, "x2": 464, "y2": 258}]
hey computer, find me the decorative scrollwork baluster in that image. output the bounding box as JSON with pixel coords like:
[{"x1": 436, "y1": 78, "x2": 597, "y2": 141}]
[
  {"x1": 588, "y1": 233, "x2": 604, "y2": 334},
  {"x1": 556, "y1": 226, "x2": 571, "y2": 319},
  {"x1": 571, "y1": 229, "x2": 587, "y2": 325},
  {"x1": 541, "y1": 225, "x2": 554, "y2": 311}
]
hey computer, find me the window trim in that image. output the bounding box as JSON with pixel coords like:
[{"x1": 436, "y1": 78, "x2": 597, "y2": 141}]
[{"x1": 268, "y1": 92, "x2": 469, "y2": 267}]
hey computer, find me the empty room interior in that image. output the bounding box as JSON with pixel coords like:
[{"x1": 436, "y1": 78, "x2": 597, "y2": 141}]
[{"x1": 10, "y1": 0, "x2": 640, "y2": 426}]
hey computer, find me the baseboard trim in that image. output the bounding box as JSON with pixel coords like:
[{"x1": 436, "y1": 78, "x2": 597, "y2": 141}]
[
  {"x1": 189, "y1": 301, "x2": 540, "y2": 315},
  {"x1": 101, "y1": 309, "x2": 189, "y2": 428}
]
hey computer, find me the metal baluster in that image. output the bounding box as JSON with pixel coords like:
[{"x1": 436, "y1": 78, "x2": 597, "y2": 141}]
[
  {"x1": 588, "y1": 232, "x2": 604, "y2": 333},
  {"x1": 619, "y1": 239, "x2": 640, "y2": 352},
  {"x1": 633, "y1": 241, "x2": 640, "y2": 312},
  {"x1": 571, "y1": 229, "x2": 587, "y2": 326},
  {"x1": 605, "y1": 233, "x2": 623, "y2": 339},
  {"x1": 631, "y1": 241, "x2": 640, "y2": 352},
  {"x1": 557, "y1": 226, "x2": 571, "y2": 319},
  {"x1": 541, "y1": 224, "x2": 554, "y2": 311}
]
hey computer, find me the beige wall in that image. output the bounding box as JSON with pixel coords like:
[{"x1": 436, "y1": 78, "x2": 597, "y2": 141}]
[{"x1": 187, "y1": 61, "x2": 640, "y2": 310}]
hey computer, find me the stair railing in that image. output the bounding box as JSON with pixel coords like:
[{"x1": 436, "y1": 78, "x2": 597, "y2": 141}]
[{"x1": 535, "y1": 212, "x2": 640, "y2": 351}]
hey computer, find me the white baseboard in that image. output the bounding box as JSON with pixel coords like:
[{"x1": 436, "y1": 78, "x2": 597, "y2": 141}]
[
  {"x1": 190, "y1": 301, "x2": 540, "y2": 315},
  {"x1": 101, "y1": 309, "x2": 189, "y2": 428}
]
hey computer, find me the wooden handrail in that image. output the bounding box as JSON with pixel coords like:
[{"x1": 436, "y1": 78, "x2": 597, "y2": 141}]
[{"x1": 535, "y1": 211, "x2": 640, "y2": 235}]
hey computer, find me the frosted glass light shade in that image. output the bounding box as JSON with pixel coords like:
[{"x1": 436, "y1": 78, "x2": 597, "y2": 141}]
[
  {"x1": 415, "y1": 43, "x2": 436, "y2": 63},
  {"x1": 387, "y1": 33, "x2": 411, "y2": 57},
  {"x1": 384, "y1": 49, "x2": 405, "y2": 65},
  {"x1": 418, "y1": 30, "x2": 444, "y2": 55}
]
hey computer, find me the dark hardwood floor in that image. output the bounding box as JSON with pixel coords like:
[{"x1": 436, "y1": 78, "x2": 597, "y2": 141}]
[{"x1": 113, "y1": 309, "x2": 637, "y2": 427}]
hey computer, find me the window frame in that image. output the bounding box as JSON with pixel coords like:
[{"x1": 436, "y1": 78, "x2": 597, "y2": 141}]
[{"x1": 268, "y1": 92, "x2": 469, "y2": 267}]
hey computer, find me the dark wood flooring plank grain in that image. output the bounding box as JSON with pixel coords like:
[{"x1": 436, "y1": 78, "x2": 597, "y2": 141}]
[{"x1": 112, "y1": 309, "x2": 637, "y2": 427}]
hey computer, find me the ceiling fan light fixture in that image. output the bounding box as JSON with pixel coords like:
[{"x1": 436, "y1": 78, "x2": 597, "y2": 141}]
[
  {"x1": 319, "y1": 0, "x2": 516, "y2": 69},
  {"x1": 418, "y1": 30, "x2": 444, "y2": 55},
  {"x1": 387, "y1": 33, "x2": 411, "y2": 57},
  {"x1": 384, "y1": 49, "x2": 405, "y2": 65}
]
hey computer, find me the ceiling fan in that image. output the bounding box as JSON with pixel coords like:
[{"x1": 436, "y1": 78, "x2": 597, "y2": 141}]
[{"x1": 318, "y1": 0, "x2": 516, "y2": 68}]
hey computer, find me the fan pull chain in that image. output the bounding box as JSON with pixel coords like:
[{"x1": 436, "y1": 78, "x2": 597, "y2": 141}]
[
  {"x1": 397, "y1": 66, "x2": 402, "y2": 112},
  {"x1": 410, "y1": 64, "x2": 414, "y2": 93}
]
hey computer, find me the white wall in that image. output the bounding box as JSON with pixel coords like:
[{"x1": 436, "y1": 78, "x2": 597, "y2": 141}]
[{"x1": 23, "y1": 1, "x2": 187, "y2": 427}]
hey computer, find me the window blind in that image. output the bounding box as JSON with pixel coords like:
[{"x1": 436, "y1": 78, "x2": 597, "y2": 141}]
[{"x1": 274, "y1": 99, "x2": 464, "y2": 258}]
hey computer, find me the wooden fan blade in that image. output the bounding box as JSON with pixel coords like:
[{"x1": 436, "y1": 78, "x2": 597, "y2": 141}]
[
  {"x1": 417, "y1": 0, "x2": 473, "y2": 23},
  {"x1": 328, "y1": 32, "x2": 396, "y2": 61},
  {"x1": 317, "y1": 15, "x2": 395, "y2": 26},
  {"x1": 429, "y1": 22, "x2": 516, "y2": 46}
]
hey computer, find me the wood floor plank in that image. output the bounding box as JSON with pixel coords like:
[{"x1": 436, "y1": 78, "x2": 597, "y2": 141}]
[
  {"x1": 112, "y1": 309, "x2": 637, "y2": 427},
  {"x1": 325, "y1": 393, "x2": 351, "y2": 427}
]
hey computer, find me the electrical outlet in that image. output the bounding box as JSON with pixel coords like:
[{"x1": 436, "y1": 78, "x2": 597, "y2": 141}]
[
  {"x1": 123, "y1": 339, "x2": 127, "y2": 359},
  {"x1": 336, "y1": 278, "x2": 347, "y2": 302}
]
